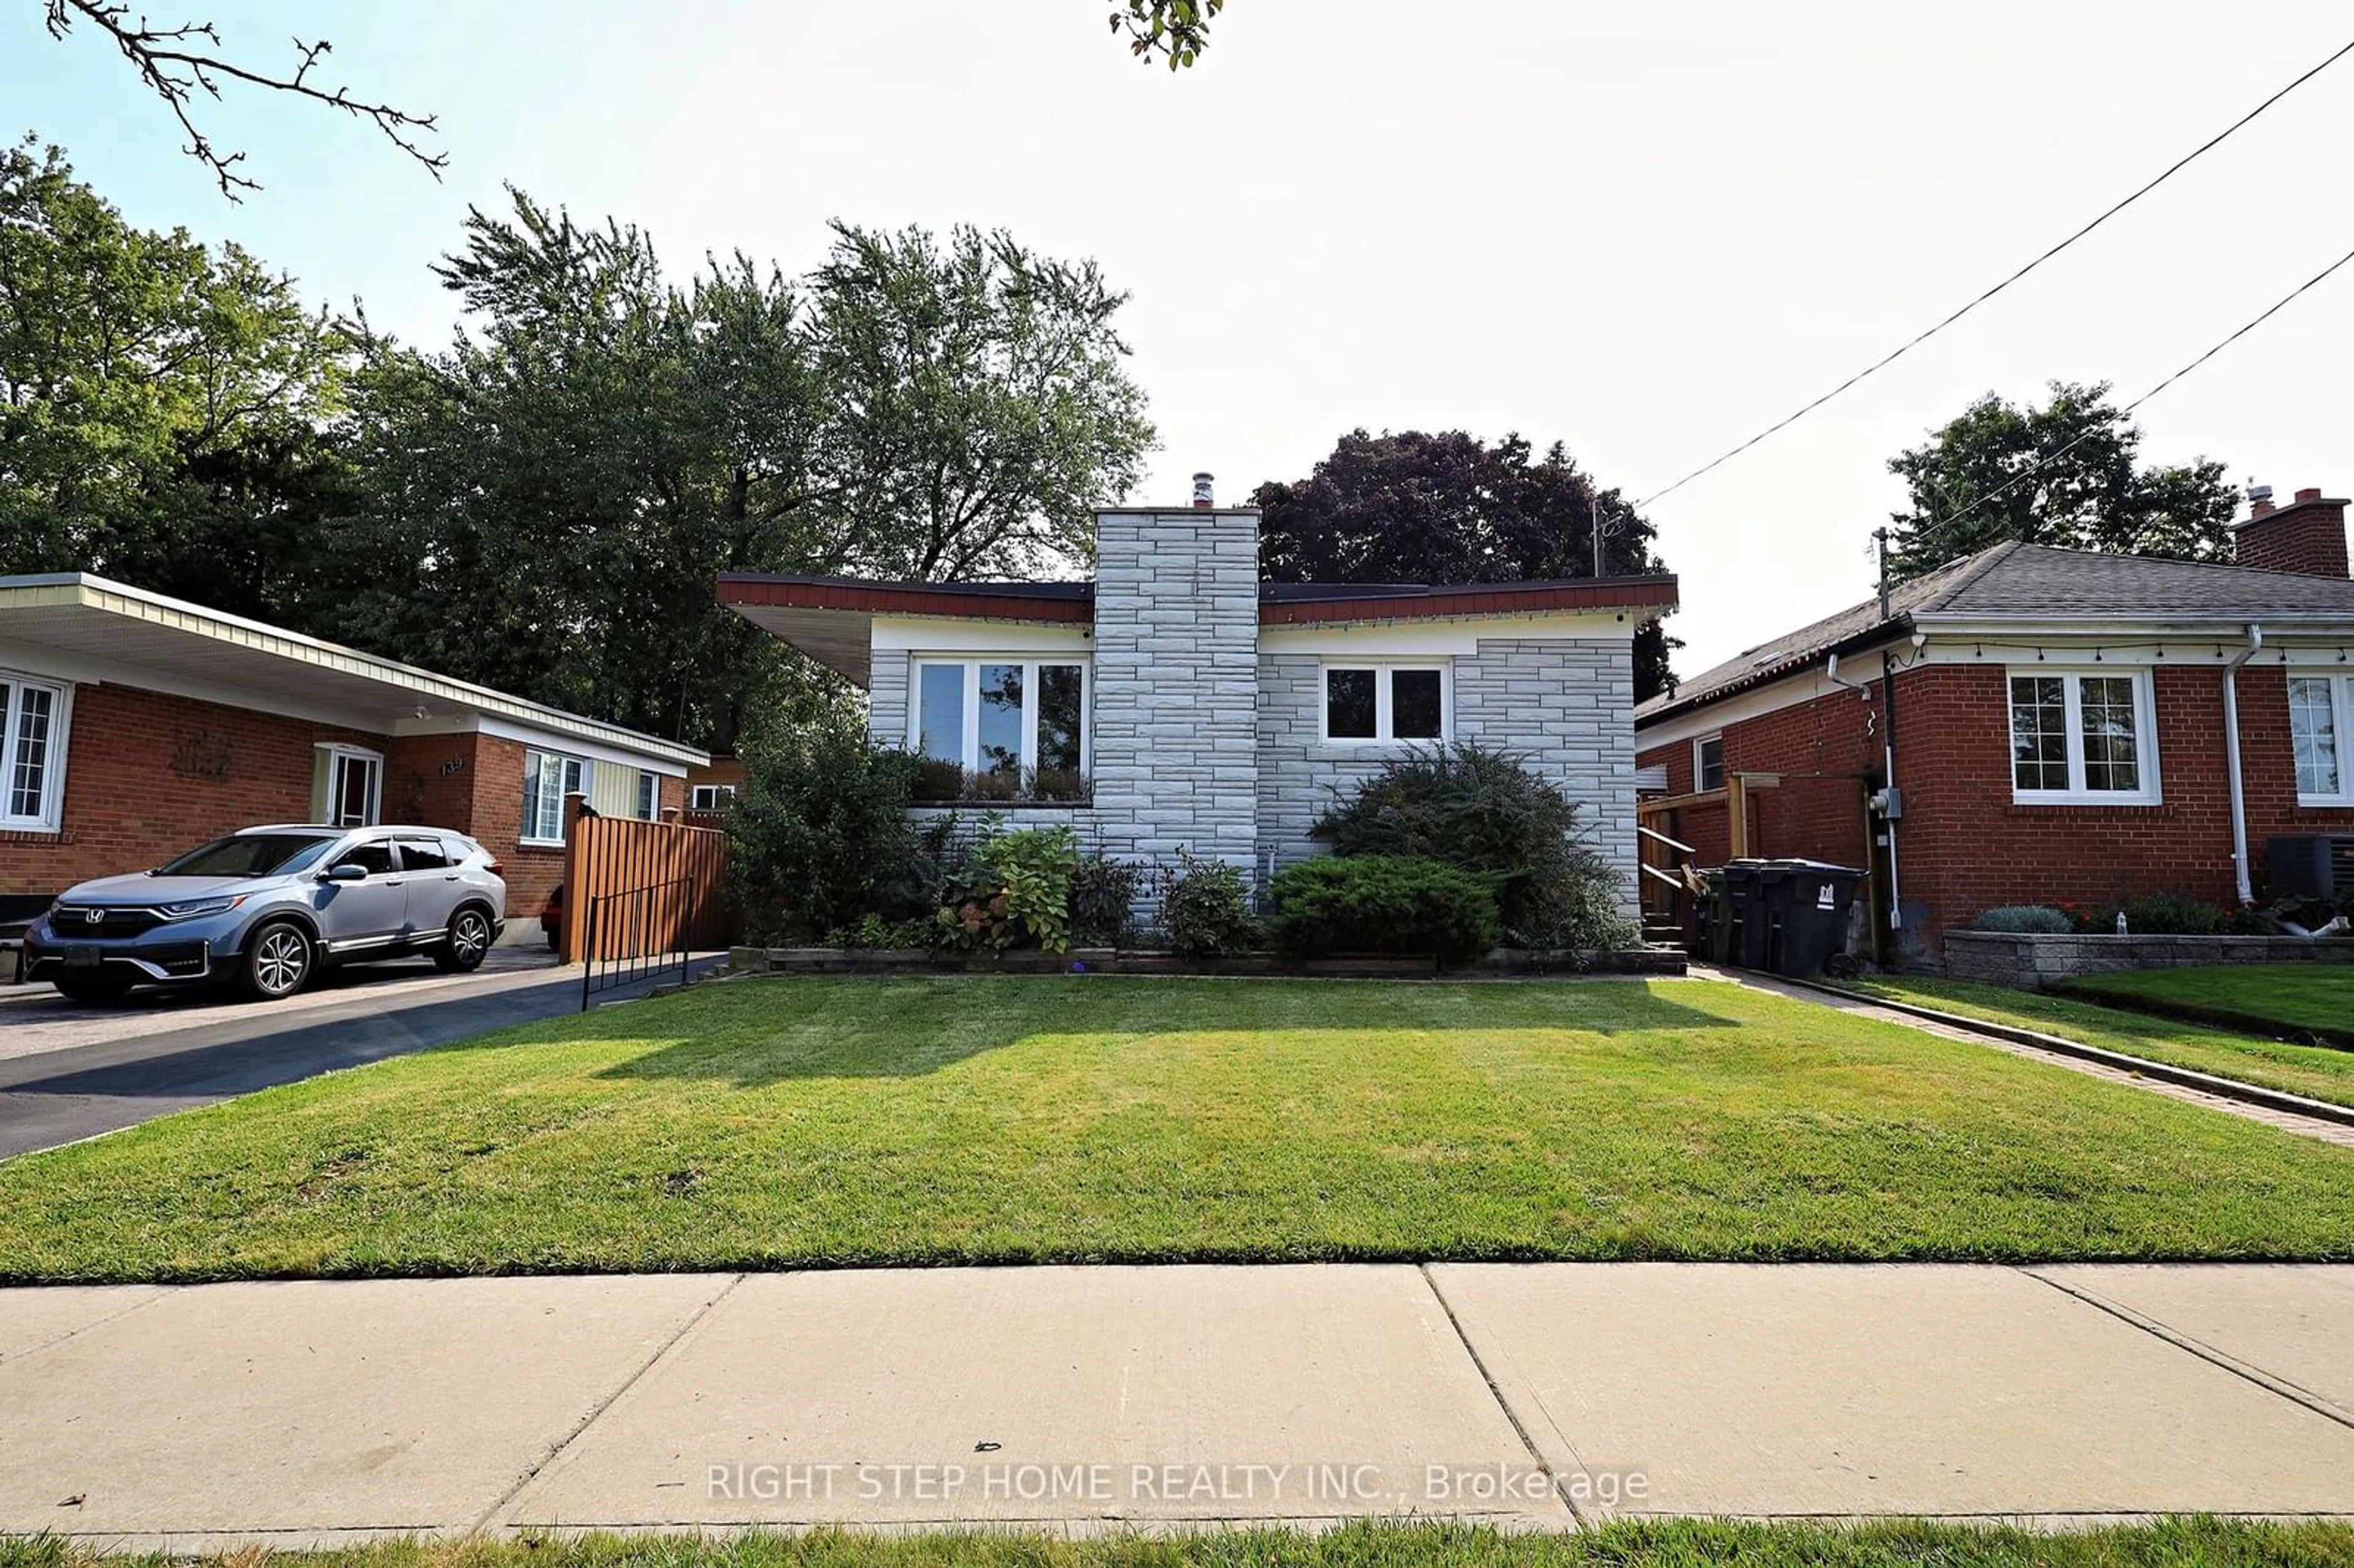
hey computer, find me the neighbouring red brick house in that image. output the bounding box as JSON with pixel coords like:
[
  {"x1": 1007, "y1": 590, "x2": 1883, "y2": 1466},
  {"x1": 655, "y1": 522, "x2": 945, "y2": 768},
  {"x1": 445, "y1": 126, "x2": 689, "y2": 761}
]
[
  {"x1": 1634, "y1": 487, "x2": 2354, "y2": 967},
  {"x1": 0, "y1": 573, "x2": 706, "y2": 934}
]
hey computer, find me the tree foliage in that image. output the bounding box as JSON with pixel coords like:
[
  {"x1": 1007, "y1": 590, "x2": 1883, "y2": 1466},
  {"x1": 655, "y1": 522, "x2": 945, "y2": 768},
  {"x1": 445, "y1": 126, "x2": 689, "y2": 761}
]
[
  {"x1": 1886, "y1": 381, "x2": 2238, "y2": 584},
  {"x1": 0, "y1": 138, "x2": 348, "y2": 618},
  {"x1": 1109, "y1": 1, "x2": 1223, "y2": 69},
  {"x1": 1251, "y1": 428, "x2": 1680, "y2": 701},
  {"x1": 308, "y1": 194, "x2": 1154, "y2": 748}
]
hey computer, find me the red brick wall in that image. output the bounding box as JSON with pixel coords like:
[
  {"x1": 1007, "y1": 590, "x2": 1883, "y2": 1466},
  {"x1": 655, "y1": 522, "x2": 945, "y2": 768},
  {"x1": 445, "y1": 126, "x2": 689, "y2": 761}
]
[
  {"x1": 0, "y1": 683, "x2": 390, "y2": 897},
  {"x1": 1639, "y1": 657, "x2": 2354, "y2": 964}
]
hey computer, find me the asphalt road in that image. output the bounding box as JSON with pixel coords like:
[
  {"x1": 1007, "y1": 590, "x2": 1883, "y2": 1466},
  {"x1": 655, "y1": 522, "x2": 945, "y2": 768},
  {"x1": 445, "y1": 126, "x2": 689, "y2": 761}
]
[{"x1": 0, "y1": 950, "x2": 713, "y2": 1160}]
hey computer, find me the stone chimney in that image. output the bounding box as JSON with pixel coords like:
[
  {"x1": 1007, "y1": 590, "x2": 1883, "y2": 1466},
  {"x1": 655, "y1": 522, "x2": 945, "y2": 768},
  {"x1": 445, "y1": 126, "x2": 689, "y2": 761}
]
[{"x1": 2234, "y1": 485, "x2": 2350, "y2": 577}]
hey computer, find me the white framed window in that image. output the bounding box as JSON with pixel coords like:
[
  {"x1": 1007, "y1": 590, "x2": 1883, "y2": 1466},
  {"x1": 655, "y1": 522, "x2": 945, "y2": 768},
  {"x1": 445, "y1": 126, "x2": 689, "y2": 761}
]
[
  {"x1": 2006, "y1": 669, "x2": 2160, "y2": 804},
  {"x1": 0, "y1": 671, "x2": 69, "y2": 831},
  {"x1": 522, "y1": 749, "x2": 585, "y2": 845},
  {"x1": 1694, "y1": 734, "x2": 1725, "y2": 793},
  {"x1": 2290, "y1": 674, "x2": 2353, "y2": 804},
  {"x1": 689, "y1": 783, "x2": 737, "y2": 811},
  {"x1": 634, "y1": 770, "x2": 658, "y2": 820},
  {"x1": 1320, "y1": 663, "x2": 1450, "y2": 745},
  {"x1": 910, "y1": 658, "x2": 1089, "y2": 786},
  {"x1": 313, "y1": 743, "x2": 383, "y2": 828}
]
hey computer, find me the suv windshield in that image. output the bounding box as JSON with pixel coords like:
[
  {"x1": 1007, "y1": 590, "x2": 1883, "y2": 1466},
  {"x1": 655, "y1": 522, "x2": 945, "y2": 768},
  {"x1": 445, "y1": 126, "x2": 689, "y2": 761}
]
[{"x1": 156, "y1": 834, "x2": 340, "y2": 878}]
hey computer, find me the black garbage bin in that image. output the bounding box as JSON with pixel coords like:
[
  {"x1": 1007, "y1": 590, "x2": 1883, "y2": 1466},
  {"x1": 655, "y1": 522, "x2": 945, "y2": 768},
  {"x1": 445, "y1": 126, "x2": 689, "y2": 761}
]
[
  {"x1": 1716, "y1": 861, "x2": 1777, "y2": 970},
  {"x1": 1755, "y1": 858, "x2": 1865, "y2": 977}
]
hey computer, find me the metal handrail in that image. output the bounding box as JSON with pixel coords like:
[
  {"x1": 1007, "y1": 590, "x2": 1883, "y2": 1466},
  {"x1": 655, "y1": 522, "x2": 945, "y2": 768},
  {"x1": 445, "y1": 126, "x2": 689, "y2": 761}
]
[
  {"x1": 1636, "y1": 823, "x2": 1696, "y2": 856},
  {"x1": 1640, "y1": 862, "x2": 1686, "y2": 889},
  {"x1": 581, "y1": 874, "x2": 695, "y2": 1010}
]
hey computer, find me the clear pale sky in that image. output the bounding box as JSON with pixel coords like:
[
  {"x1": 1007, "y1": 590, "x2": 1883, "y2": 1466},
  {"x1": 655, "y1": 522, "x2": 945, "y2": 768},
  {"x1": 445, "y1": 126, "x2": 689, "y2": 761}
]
[{"x1": 6, "y1": 1, "x2": 2351, "y2": 674}]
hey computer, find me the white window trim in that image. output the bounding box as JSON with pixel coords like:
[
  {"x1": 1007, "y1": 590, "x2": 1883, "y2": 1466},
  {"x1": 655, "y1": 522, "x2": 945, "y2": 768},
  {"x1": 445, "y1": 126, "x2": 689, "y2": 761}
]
[
  {"x1": 521, "y1": 748, "x2": 585, "y2": 847},
  {"x1": 1318, "y1": 661, "x2": 1453, "y2": 746},
  {"x1": 1693, "y1": 733, "x2": 1725, "y2": 793},
  {"x1": 689, "y1": 783, "x2": 736, "y2": 810},
  {"x1": 0, "y1": 668, "x2": 72, "y2": 832},
  {"x1": 634, "y1": 769, "x2": 659, "y2": 820},
  {"x1": 314, "y1": 742, "x2": 384, "y2": 829},
  {"x1": 2291, "y1": 672, "x2": 2354, "y2": 807},
  {"x1": 2006, "y1": 666, "x2": 2163, "y2": 806},
  {"x1": 907, "y1": 657, "x2": 1092, "y2": 778}
]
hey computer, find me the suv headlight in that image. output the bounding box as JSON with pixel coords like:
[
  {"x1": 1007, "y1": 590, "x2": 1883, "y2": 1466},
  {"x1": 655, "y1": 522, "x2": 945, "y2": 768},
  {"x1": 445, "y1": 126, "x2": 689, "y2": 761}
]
[{"x1": 160, "y1": 895, "x2": 248, "y2": 920}]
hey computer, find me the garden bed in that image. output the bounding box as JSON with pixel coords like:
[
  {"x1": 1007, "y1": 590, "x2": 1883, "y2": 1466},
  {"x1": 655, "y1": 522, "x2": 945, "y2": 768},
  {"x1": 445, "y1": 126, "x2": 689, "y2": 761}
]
[
  {"x1": 726, "y1": 945, "x2": 1686, "y2": 978},
  {"x1": 1943, "y1": 930, "x2": 2354, "y2": 990}
]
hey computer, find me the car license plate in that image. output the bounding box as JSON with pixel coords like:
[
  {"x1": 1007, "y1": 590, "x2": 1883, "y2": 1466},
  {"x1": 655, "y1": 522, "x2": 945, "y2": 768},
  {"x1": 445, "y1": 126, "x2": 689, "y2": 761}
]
[{"x1": 63, "y1": 946, "x2": 101, "y2": 970}]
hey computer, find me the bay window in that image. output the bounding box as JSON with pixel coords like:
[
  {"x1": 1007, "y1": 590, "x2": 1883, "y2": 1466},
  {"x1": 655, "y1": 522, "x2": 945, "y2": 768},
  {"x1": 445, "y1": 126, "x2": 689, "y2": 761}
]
[
  {"x1": 2291, "y1": 675, "x2": 2353, "y2": 804},
  {"x1": 1322, "y1": 664, "x2": 1449, "y2": 744},
  {"x1": 0, "y1": 672, "x2": 67, "y2": 830},
  {"x1": 2007, "y1": 669, "x2": 2158, "y2": 804},
  {"x1": 912, "y1": 658, "x2": 1089, "y2": 795}
]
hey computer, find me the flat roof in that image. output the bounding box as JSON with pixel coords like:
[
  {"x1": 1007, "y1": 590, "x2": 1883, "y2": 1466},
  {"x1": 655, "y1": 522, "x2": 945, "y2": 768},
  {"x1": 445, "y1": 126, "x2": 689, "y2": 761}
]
[
  {"x1": 0, "y1": 574, "x2": 708, "y2": 767},
  {"x1": 717, "y1": 571, "x2": 1680, "y2": 685}
]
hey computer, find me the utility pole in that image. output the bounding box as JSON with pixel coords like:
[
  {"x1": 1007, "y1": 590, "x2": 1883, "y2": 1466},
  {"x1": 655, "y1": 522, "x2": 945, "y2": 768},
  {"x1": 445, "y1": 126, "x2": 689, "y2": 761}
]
[
  {"x1": 1874, "y1": 526, "x2": 1904, "y2": 945},
  {"x1": 1591, "y1": 493, "x2": 1604, "y2": 579}
]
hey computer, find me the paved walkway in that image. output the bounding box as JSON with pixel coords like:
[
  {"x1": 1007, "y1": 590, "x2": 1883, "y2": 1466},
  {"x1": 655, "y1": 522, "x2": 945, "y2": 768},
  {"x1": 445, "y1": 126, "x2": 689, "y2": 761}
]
[{"x1": 2, "y1": 1263, "x2": 2350, "y2": 1547}]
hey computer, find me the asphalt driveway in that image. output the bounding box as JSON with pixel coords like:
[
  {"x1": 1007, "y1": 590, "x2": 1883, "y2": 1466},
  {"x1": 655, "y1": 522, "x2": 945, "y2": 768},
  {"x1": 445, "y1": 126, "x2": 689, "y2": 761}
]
[{"x1": 0, "y1": 949, "x2": 709, "y2": 1160}]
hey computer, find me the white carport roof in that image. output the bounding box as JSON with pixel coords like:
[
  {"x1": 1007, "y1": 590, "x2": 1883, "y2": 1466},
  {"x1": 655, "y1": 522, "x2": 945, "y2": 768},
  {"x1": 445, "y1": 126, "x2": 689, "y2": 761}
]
[{"x1": 0, "y1": 574, "x2": 707, "y2": 769}]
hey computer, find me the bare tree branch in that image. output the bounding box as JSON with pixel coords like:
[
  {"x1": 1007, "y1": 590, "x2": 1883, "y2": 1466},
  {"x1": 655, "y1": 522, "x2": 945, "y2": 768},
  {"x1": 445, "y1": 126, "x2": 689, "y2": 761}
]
[{"x1": 41, "y1": 0, "x2": 446, "y2": 200}]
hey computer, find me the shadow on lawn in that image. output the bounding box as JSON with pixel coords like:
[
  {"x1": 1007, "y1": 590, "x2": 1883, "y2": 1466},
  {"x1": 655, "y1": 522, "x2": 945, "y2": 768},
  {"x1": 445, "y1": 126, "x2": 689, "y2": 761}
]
[{"x1": 587, "y1": 976, "x2": 1748, "y2": 1085}]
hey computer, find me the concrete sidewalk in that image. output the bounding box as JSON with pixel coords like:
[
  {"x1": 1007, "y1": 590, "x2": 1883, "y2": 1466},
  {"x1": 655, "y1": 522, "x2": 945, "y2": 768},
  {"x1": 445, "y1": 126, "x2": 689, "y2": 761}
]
[{"x1": 2, "y1": 1264, "x2": 2351, "y2": 1548}]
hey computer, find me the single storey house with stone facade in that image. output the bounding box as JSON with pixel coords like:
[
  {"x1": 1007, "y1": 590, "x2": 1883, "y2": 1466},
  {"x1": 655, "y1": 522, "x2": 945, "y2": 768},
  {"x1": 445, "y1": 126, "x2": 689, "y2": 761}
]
[
  {"x1": 1634, "y1": 485, "x2": 2354, "y2": 967},
  {"x1": 719, "y1": 491, "x2": 1678, "y2": 914}
]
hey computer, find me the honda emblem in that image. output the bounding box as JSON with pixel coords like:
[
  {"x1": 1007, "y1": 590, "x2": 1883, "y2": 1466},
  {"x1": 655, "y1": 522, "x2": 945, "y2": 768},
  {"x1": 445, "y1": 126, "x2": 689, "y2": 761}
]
[{"x1": 82, "y1": 908, "x2": 104, "y2": 925}]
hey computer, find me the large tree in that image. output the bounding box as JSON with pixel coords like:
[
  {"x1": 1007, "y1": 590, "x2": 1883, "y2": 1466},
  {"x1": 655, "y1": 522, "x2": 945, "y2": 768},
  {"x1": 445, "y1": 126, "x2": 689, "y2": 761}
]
[
  {"x1": 310, "y1": 194, "x2": 1154, "y2": 750},
  {"x1": 0, "y1": 139, "x2": 349, "y2": 618},
  {"x1": 1251, "y1": 429, "x2": 1680, "y2": 702},
  {"x1": 1886, "y1": 380, "x2": 2237, "y2": 584}
]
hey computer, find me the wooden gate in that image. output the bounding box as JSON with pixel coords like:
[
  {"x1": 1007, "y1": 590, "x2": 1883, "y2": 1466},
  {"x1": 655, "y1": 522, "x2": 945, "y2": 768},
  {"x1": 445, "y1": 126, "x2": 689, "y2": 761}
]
[{"x1": 556, "y1": 795, "x2": 734, "y2": 962}]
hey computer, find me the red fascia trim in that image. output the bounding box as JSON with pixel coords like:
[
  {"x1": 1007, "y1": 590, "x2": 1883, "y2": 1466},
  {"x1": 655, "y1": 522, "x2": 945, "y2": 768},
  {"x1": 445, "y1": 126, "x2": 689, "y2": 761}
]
[
  {"x1": 1259, "y1": 579, "x2": 1680, "y2": 625},
  {"x1": 716, "y1": 579, "x2": 1092, "y2": 623}
]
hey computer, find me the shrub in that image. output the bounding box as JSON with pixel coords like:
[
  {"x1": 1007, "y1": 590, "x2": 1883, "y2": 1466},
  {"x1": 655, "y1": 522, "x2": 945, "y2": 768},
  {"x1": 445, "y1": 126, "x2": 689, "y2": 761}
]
[
  {"x1": 1070, "y1": 853, "x2": 1144, "y2": 947},
  {"x1": 1268, "y1": 856, "x2": 1501, "y2": 965},
  {"x1": 823, "y1": 914, "x2": 937, "y2": 951},
  {"x1": 1971, "y1": 905, "x2": 2076, "y2": 935},
  {"x1": 1310, "y1": 743, "x2": 1629, "y2": 948},
  {"x1": 1154, "y1": 849, "x2": 1260, "y2": 957},
  {"x1": 935, "y1": 824, "x2": 1082, "y2": 954},
  {"x1": 908, "y1": 761, "x2": 1091, "y2": 804},
  {"x1": 2101, "y1": 892, "x2": 2233, "y2": 937},
  {"x1": 728, "y1": 718, "x2": 927, "y2": 945}
]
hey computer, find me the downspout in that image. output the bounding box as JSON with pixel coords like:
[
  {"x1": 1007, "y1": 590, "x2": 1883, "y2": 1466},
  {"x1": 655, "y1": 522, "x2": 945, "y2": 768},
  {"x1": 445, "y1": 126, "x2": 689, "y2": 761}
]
[{"x1": 2222, "y1": 623, "x2": 2263, "y2": 907}]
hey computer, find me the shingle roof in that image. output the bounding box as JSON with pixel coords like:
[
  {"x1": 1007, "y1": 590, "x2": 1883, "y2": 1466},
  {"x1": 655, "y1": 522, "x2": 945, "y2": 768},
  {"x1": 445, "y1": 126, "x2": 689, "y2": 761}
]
[{"x1": 1637, "y1": 541, "x2": 2354, "y2": 726}]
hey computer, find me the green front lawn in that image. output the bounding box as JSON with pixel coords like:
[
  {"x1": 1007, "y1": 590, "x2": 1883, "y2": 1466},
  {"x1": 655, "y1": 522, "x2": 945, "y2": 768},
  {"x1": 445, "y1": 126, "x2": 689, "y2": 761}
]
[
  {"x1": 2, "y1": 976, "x2": 2353, "y2": 1281},
  {"x1": 1853, "y1": 975, "x2": 2354, "y2": 1112},
  {"x1": 2057, "y1": 963, "x2": 2354, "y2": 1046},
  {"x1": 9, "y1": 1518, "x2": 2353, "y2": 1568}
]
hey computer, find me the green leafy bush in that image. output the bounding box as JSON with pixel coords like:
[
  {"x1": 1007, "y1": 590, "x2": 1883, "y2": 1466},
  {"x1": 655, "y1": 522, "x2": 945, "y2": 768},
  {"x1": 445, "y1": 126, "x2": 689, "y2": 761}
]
[
  {"x1": 935, "y1": 824, "x2": 1082, "y2": 953},
  {"x1": 1268, "y1": 856, "x2": 1501, "y2": 965},
  {"x1": 2098, "y1": 892, "x2": 2244, "y2": 937},
  {"x1": 1154, "y1": 849, "x2": 1260, "y2": 957},
  {"x1": 1070, "y1": 853, "x2": 1143, "y2": 946},
  {"x1": 728, "y1": 718, "x2": 926, "y2": 944},
  {"x1": 1311, "y1": 743, "x2": 1632, "y2": 949},
  {"x1": 1971, "y1": 905, "x2": 2076, "y2": 935},
  {"x1": 823, "y1": 914, "x2": 938, "y2": 950}
]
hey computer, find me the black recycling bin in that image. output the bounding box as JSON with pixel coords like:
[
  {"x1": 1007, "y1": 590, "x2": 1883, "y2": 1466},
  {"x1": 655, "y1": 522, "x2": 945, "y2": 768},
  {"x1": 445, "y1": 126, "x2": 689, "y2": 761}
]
[
  {"x1": 1715, "y1": 861, "x2": 1775, "y2": 970},
  {"x1": 1753, "y1": 858, "x2": 1865, "y2": 977}
]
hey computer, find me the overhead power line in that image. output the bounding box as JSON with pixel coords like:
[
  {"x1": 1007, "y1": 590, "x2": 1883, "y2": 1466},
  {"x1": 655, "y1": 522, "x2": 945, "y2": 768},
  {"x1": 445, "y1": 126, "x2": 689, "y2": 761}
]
[
  {"x1": 1891, "y1": 237, "x2": 2354, "y2": 562},
  {"x1": 1634, "y1": 34, "x2": 2354, "y2": 511}
]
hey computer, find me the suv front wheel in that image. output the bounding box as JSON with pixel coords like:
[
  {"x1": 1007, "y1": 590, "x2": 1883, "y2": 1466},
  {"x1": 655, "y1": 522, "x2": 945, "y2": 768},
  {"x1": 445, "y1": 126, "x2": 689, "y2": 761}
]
[{"x1": 240, "y1": 920, "x2": 314, "y2": 1001}]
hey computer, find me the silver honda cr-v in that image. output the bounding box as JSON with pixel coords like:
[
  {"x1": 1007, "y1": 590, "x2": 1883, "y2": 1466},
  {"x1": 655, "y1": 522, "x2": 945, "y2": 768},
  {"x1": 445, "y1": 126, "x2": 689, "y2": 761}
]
[{"x1": 21, "y1": 824, "x2": 508, "y2": 1003}]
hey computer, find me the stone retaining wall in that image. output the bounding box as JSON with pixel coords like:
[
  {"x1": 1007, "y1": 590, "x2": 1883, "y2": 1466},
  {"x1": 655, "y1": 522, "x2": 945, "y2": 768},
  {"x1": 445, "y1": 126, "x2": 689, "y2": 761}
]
[
  {"x1": 1944, "y1": 931, "x2": 2354, "y2": 990},
  {"x1": 727, "y1": 946, "x2": 1686, "y2": 980}
]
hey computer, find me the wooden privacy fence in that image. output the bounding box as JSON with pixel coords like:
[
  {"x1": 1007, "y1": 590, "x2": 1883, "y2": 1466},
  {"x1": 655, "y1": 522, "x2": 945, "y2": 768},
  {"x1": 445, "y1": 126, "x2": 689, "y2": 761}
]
[{"x1": 557, "y1": 794, "x2": 735, "y2": 962}]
